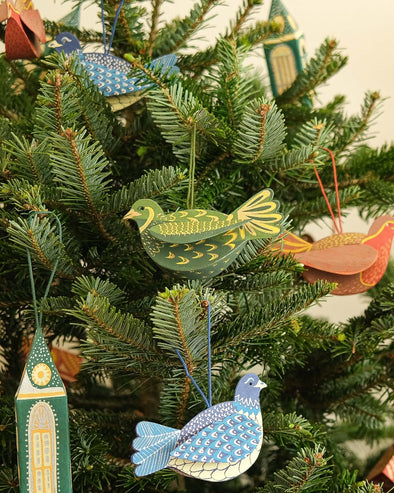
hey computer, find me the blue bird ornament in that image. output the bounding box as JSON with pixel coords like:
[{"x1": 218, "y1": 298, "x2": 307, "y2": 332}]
[
  {"x1": 132, "y1": 373, "x2": 267, "y2": 482},
  {"x1": 50, "y1": 32, "x2": 179, "y2": 110}
]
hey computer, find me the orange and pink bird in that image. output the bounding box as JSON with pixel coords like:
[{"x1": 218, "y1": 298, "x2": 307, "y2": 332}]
[{"x1": 273, "y1": 148, "x2": 394, "y2": 295}]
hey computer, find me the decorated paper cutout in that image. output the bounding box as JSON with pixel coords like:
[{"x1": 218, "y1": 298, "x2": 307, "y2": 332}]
[
  {"x1": 0, "y1": 0, "x2": 46, "y2": 60},
  {"x1": 22, "y1": 337, "x2": 83, "y2": 383},
  {"x1": 15, "y1": 212, "x2": 72, "y2": 492},
  {"x1": 50, "y1": 32, "x2": 179, "y2": 110},
  {"x1": 272, "y1": 147, "x2": 394, "y2": 295},
  {"x1": 367, "y1": 444, "x2": 394, "y2": 491},
  {"x1": 263, "y1": 0, "x2": 308, "y2": 98},
  {"x1": 132, "y1": 373, "x2": 266, "y2": 481},
  {"x1": 133, "y1": 298, "x2": 267, "y2": 481},
  {"x1": 123, "y1": 189, "x2": 283, "y2": 279}
]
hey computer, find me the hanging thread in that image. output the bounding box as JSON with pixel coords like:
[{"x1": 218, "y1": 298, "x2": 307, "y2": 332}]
[
  {"x1": 27, "y1": 212, "x2": 62, "y2": 331},
  {"x1": 173, "y1": 300, "x2": 212, "y2": 408},
  {"x1": 312, "y1": 147, "x2": 343, "y2": 234},
  {"x1": 186, "y1": 124, "x2": 197, "y2": 210},
  {"x1": 207, "y1": 301, "x2": 212, "y2": 407},
  {"x1": 107, "y1": 0, "x2": 126, "y2": 53}
]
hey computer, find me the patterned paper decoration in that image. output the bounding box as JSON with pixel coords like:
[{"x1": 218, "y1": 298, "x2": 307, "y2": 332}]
[
  {"x1": 132, "y1": 373, "x2": 266, "y2": 481},
  {"x1": 22, "y1": 337, "x2": 83, "y2": 384},
  {"x1": 15, "y1": 326, "x2": 72, "y2": 492},
  {"x1": 0, "y1": 0, "x2": 46, "y2": 60},
  {"x1": 123, "y1": 189, "x2": 283, "y2": 279},
  {"x1": 274, "y1": 215, "x2": 394, "y2": 295},
  {"x1": 50, "y1": 32, "x2": 179, "y2": 111},
  {"x1": 263, "y1": 0, "x2": 307, "y2": 97}
]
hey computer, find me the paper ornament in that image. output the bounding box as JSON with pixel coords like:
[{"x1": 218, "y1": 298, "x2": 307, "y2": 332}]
[
  {"x1": 275, "y1": 215, "x2": 394, "y2": 295},
  {"x1": 50, "y1": 32, "x2": 179, "y2": 111},
  {"x1": 132, "y1": 373, "x2": 266, "y2": 481},
  {"x1": 263, "y1": 0, "x2": 308, "y2": 97},
  {"x1": 367, "y1": 444, "x2": 394, "y2": 492},
  {"x1": 271, "y1": 149, "x2": 394, "y2": 295},
  {"x1": 123, "y1": 189, "x2": 283, "y2": 279},
  {"x1": 15, "y1": 212, "x2": 72, "y2": 492},
  {"x1": 22, "y1": 337, "x2": 83, "y2": 384},
  {"x1": 15, "y1": 327, "x2": 72, "y2": 492},
  {"x1": 0, "y1": 0, "x2": 46, "y2": 60}
]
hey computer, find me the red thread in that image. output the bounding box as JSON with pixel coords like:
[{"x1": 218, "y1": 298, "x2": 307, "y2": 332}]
[{"x1": 312, "y1": 148, "x2": 343, "y2": 234}]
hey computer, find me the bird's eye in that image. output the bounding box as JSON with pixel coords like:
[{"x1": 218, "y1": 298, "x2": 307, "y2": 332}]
[
  {"x1": 138, "y1": 206, "x2": 145, "y2": 211},
  {"x1": 249, "y1": 382, "x2": 253, "y2": 385}
]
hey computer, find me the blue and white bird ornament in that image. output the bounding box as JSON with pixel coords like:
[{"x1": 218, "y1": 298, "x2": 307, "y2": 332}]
[
  {"x1": 132, "y1": 373, "x2": 267, "y2": 482},
  {"x1": 49, "y1": 0, "x2": 178, "y2": 111}
]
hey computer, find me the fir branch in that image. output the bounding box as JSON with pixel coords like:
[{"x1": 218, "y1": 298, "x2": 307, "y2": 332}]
[
  {"x1": 7, "y1": 215, "x2": 78, "y2": 279},
  {"x1": 259, "y1": 446, "x2": 331, "y2": 493},
  {"x1": 50, "y1": 127, "x2": 115, "y2": 242},
  {"x1": 233, "y1": 98, "x2": 286, "y2": 164},
  {"x1": 226, "y1": 0, "x2": 262, "y2": 38},
  {"x1": 215, "y1": 282, "x2": 333, "y2": 354},
  {"x1": 147, "y1": 0, "x2": 163, "y2": 56},
  {"x1": 153, "y1": 0, "x2": 220, "y2": 54},
  {"x1": 108, "y1": 166, "x2": 185, "y2": 214},
  {"x1": 277, "y1": 39, "x2": 348, "y2": 106}
]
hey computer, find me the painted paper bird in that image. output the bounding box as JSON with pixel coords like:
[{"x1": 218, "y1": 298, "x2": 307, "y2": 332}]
[
  {"x1": 274, "y1": 215, "x2": 394, "y2": 295},
  {"x1": 132, "y1": 373, "x2": 266, "y2": 482},
  {"x1": 123, "y1": 189, "x2": 283, "y2": 279},
  {"x1": 49, "y1": 32, "x2": 179, "y2": 110},
  {"x1": 0, "y1": 0, "x2": 46, "y2": 60}
]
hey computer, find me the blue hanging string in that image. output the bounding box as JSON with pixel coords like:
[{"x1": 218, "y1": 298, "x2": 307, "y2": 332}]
[
  {"x1": 100, "y1": 0, "x2": 107, "y2": 53},
  {"x1": 27, "y1": 212, "x2": 62, "y2": 330},
  {"x1": 207, "y1": 302, "x2": 212, "y2": 407},
  {"x1": 174, "y1": 348, "x2": 209, "y2": 408},
  {"x1": 173, "y1": 300, "x2": 213, "y2": 409},
  {"x1": 107, "y1": 0, "x2": 126, "y2": 53}
]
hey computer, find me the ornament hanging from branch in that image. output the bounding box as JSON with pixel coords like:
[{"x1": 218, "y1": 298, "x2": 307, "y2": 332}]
[
  {"x1": 15, "y1": 212, "x2": 72, "y2": 492},
  {"x1": 50, "y1": 0, "x2": 179, "y2": 111},
  {"x1": 132, "y1": 301, "x2": 267, "y2": 482},
  {"x1": 263, "y1": 0, "x2": 308, "y2": 97},
  {"x1": 273, "y1": 148, "x2": 394, "y2": 295},
  {"x1": 123, "y1": 188, "x2": 283, "y2": 280},
  {"x1": 0, "y1": 0, "x2": 46, "y2": 60}
]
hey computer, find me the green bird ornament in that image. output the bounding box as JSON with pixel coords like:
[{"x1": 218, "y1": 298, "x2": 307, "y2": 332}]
[{"x1": 123, "y1": 189, "x2": 283, "y2": 279}]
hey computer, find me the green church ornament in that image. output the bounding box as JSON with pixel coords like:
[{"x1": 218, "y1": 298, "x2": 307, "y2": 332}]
[
  {"x1": 264, "y1": 0, "x2": 308, "y2": 97},
  {"x1": 123, "y1": 189, "x2": 283, "y2": 279},
  {"x1": 15, "y1": 213, "x2": 72, "y2": 493}
]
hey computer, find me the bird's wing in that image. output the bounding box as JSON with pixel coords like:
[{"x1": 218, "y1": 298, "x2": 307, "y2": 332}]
[
  {"x1": 84, "y1": 53, "x2": 132, "y2": 73},
  {"x1": 149, "y1": 211, "x2": 248, "y2": 244},
  {"x1": 234, "y1": 189, "x2": 282, "y2": 238},
  {"x1": 296, "y1": 244, "x2": 378, "y2": 275},
  {"x1": 171, "y1": 413, "x2": 261, "y2": 464}
]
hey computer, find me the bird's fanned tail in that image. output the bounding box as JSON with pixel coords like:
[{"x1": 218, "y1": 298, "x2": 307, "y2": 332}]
[
  {"x1": 132, "y1": 421, "x2": 180, "y2": 476},
  {"x1": 234, "y1": 189, "x2": 282, "y2": 239}
]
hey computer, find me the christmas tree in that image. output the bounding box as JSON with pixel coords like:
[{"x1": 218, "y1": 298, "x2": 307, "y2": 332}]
[{"x1": 0, "y1": 0, "x2": 393, "y2": 491}]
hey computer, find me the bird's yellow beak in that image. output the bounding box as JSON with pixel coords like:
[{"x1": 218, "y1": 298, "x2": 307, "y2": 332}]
[
  {"x1": 48, "y1": 39, "x2": 62, "y2": 48},
  {"x1": 123, "y1": 209, "x2": 141, "y2": 220}
]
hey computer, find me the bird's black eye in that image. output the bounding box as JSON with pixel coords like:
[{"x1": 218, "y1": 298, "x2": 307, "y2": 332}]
[
  {"x1": 138, "y1": 206, "x2": 145, "y2": 211},
  {"x1": 249, "y1": 382, "x2": 253, "y2": 385}
]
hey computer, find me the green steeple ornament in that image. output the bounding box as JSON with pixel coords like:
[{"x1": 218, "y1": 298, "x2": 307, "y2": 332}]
[
  {"x1": 15, "y1": 327, "x2": 72, "y2": 493},
  {"x1": 264, "y1": 0, "x2": 308, "y2": 97},
  {"x1": 15, "y1": 213, "x2": 72, "y2": 492},
  {"x1": 123, "y1": 189, "x2": 283, "y2": 279}
]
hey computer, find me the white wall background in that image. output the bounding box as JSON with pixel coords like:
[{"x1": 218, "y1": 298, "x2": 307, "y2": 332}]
[{"x1": 5, "y1": 0, "x2": 394, "y2": 321}]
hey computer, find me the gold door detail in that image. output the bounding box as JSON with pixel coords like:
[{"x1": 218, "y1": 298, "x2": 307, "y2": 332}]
[
  {"x1": 28, "y1": 402, "x2": 57, "y2": 493},
  {"x1": 271, "y1": 44, "x2": 297, "y2": 95}
]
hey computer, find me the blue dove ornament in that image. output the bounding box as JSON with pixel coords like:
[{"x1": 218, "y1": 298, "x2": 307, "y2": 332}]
[
  {"x1": 132, "y1": 373, "x2": 267, "y2": 482},
  {"x1": 49, "y1": 32, "x2": 179, "y2": 111}
]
